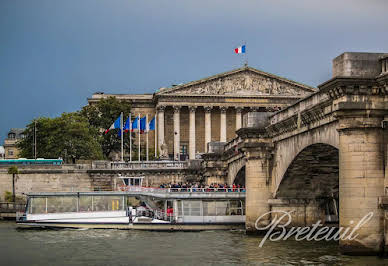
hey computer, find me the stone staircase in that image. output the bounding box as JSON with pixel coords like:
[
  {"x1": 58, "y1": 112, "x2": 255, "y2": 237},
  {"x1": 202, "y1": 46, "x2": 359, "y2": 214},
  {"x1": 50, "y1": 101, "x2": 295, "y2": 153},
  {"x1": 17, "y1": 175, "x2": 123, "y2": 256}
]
[{"x1": 91, "y1": 176, "x2": 113, "y2": 191}]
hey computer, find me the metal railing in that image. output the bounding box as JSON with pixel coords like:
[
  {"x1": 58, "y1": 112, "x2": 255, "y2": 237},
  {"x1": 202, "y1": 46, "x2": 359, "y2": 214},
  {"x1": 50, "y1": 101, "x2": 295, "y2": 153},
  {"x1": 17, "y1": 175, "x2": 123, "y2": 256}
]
[
  {"x1": 153, "y1": 209, "x2": 174, "y2": 222},
  {"x1": 118, "y1": 186, "x2": 246, "y2": 193},
  {"x1": 111, "y1": 161, "x2": 188, "y2": 170}
]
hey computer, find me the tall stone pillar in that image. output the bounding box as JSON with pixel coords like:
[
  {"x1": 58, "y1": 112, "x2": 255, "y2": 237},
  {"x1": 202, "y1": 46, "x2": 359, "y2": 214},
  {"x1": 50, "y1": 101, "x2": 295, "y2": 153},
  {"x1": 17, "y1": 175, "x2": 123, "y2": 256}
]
[
  {"x1": 220, "y1": 106, "x2": 227, "y2": 142},
  {"x1": 204, "y1": 106, "x2": 212, "y2": 152},
  {"x1": 173, "y1": 106, "x2": 181, "y2": 160},
  {"x1": 239, "y1": 129, "x2": 273, "y2": 233},
  {"x1": 323, "y1": 81, "x2": 388, "y2": 255},
  {"x1": 235, "y1": 107, "x2": 242, "y2": 131},
  {"x1": 157, "y1": 106, "x2": 165, "y2": 155},
  {"x1": 337, "y1": 114, "x2": 385, "y2": 254},
  {"x1": 189, "y1": 106, "x2": 196, "y2": 160}
]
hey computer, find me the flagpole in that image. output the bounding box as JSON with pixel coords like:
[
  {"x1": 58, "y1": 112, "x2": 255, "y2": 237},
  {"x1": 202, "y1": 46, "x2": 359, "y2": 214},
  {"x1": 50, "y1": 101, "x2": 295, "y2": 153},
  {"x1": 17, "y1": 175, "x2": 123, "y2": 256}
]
[
  {"x1": 138, "y1": 113, "x2": 141, "y2": 161},
  {"x1": 129, "y1": 113, "x2": 132, "y2": 162},
  {"x1": 120, "y1": 112, "x2": 123, "y2": 162},
  {"x1": 155, "y1": 112, "x2": 157, "y2": 160},
  {"x1": 244, "y1": 40, "x2": 248, "y2": 66},
  {"x1": 146, "y1": 114, "x2": 149, "y2": 161}
]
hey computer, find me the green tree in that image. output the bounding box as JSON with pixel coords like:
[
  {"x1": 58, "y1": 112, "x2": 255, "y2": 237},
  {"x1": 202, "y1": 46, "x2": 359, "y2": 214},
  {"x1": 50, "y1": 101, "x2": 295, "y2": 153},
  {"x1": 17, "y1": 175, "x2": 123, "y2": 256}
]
[
  {"x1": 80, "y1": 96, "x2": 134, "y2": 158},
  {"x1": 17, "y1": 113, "x2": 103, "y2": 161},
  {"x1": 7, "y1": 166, "x2": 19, "y2": 202}
]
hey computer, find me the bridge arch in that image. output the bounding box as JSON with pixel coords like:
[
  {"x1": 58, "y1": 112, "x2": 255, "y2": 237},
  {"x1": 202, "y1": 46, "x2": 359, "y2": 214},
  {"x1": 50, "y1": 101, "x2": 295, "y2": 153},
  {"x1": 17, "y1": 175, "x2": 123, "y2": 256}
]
[
  {"x1": 272, "y1": 122, "x2": 339, "y2": 195},
  {"x1": 274, "y1": 143, "x2": 339, "y2": 199},
  {"x1": 227, "y1": 157, "x2": 246, "y2": 185}
]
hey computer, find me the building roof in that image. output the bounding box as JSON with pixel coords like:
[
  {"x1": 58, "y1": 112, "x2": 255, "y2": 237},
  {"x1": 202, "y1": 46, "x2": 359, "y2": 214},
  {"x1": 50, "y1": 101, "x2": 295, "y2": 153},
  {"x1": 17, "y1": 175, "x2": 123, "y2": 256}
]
[
  {"x1": 157, "y1": 65, "x2": 317, "y2": 96},
  {"x1": 7, "y1": 128, "x2": 25, "y2": 139}
]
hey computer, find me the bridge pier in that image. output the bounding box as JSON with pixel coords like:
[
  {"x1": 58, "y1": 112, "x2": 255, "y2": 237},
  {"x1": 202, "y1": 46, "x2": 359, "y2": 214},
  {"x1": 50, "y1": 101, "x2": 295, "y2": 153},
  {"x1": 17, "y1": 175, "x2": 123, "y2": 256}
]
[
  {"x1": 336, "y1": 108, "x2": 385, "y2": 255},
  {"x1": 243, "y1": 143, "x2": 272, "y2": 232},
  {"x1": 268, "y1": 199, "x2": 327, "y2": 227},
  {"x1": 238, "y1": 122, "x2": 273, "y2": 233}
]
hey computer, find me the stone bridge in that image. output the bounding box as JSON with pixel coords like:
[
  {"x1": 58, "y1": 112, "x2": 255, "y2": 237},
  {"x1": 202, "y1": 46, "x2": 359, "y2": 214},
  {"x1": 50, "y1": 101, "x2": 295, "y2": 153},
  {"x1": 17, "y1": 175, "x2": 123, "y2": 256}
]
[{"x1": 204, "y1": 52, "x2": 388, "y2": 255}]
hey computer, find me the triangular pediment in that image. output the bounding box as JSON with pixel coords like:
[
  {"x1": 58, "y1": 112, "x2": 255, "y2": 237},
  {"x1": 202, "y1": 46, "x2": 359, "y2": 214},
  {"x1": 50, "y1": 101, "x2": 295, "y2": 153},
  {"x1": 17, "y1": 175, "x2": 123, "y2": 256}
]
[{"x1": 157, "y1": 67, "x2": 317, "y2": 97}]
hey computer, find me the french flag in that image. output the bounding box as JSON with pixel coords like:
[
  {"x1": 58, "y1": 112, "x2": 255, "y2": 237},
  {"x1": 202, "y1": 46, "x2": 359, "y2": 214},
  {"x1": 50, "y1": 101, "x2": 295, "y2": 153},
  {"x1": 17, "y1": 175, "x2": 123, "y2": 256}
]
[
  {"x1": 104, "y1": 115, "x2": 121, "y2": 134},
  {"x1": 234, "y1": 45, "x2": 246, "y2": 54}
]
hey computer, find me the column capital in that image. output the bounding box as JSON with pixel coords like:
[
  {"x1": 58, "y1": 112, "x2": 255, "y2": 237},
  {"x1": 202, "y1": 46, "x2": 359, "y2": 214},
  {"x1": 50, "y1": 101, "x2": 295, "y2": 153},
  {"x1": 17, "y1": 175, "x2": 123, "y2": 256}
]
[
  {"x1": 173, "y1": 106, "x2": 181, "y2": 113},
  {"x1": 235, "y1": 107, "x2": 243, "y2": 113},
  {"x1": 204, "y1": 106, "x2": 213, "y2": 113},
  {"x1": 157, "y1": 105, "x2": 166, "y2": 112},
  {"x1": 188, "y1": 106, "x2": 197, "y2": 113},
  {"x1": 220, "y1": 106, "x2": 228, "y2": 113}
]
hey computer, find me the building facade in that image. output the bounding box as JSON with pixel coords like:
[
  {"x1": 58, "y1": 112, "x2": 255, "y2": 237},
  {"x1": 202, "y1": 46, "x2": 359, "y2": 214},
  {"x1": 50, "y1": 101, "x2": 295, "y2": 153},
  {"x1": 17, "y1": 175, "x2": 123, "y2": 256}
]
[
  {"x1": 3, "y1": 128, "x2": 24, "y2": 159},
  {"x1": 88, "y1": 66, "x2": 317, "y2": 160}
]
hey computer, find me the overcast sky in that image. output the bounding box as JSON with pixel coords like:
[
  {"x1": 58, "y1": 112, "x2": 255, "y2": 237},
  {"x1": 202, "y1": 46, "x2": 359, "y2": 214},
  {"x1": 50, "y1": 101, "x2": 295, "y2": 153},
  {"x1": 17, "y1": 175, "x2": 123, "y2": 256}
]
[{"x1": 1, "y1": 0, "x2": 387, "y2": 143}]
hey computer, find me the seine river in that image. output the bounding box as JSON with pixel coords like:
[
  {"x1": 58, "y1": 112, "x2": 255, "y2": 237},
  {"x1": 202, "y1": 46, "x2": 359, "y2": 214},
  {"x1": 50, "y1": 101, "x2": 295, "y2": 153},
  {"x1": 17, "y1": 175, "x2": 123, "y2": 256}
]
[{"x1": 0, "y1": 221, "x2": 386, "y2": 265}]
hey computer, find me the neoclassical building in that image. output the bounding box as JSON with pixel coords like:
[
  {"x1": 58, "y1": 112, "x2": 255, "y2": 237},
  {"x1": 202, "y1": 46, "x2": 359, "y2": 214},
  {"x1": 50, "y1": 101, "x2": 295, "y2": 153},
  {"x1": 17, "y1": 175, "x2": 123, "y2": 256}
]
[{"x1": 88, "y1": 66, "x2": 317, "y2": 160}]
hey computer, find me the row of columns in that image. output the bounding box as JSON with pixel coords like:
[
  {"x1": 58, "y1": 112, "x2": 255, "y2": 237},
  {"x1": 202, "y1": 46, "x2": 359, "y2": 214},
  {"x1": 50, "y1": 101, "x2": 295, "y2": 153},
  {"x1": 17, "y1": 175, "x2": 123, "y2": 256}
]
[
  {"x1": 382, "y1": 58, "x2": 387, "y2": 73},
  {"x1": 157, "y1": 106, "x2": 243, "y2": 160}
]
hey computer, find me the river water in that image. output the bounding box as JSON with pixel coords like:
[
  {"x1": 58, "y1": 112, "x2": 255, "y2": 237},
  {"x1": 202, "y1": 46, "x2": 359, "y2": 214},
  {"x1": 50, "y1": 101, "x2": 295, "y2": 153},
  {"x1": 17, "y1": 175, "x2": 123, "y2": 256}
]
[{"x1": 0, "y1": 221, "x2": 386, "y2": 265}]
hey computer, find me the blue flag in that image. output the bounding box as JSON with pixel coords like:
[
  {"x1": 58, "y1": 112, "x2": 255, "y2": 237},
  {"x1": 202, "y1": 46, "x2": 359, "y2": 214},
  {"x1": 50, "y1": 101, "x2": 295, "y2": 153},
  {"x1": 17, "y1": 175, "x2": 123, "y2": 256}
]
[
  {"x1": 118, "y1": 117, "x2": 131, "y2": 137},
  {"x1": 123, "y1": 117, "x2": 130, "y2": 132},
  {"x1": 149, "y1": 116, "x2": 155, "y2": 130},
  {"x1": 140, "y1": 116, "x2": 147, "y2": 133},
  {"x1": 131, "y1": 116, "x2": 139, "y2": 131}
]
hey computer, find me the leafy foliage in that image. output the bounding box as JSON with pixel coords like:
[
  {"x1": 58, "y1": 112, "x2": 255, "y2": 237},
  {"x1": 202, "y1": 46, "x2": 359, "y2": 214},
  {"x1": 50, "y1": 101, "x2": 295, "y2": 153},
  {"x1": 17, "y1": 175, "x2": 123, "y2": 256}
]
[
  {"x1": 17, "y1": 113, "x2": 103, "y2": 161},
  {"x1": 4, "y1": 191, "x2": 13, "y2": 202},
  {"x1": 80, "y1": 96, "x2": 134, "y2": 158},
  {"x1": 17, "y1": 97, "x2": 133, "y2": 161},
  {"x1": 7, "y1": 166, "x2": 19, "y2": 175}
]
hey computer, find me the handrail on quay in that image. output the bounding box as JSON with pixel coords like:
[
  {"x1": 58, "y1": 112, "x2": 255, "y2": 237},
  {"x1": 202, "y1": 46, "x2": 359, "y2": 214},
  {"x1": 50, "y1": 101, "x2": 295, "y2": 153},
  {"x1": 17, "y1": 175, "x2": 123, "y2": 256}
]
[{"x1": 0, "y1": 202, "x2": 26, "y2": 212}]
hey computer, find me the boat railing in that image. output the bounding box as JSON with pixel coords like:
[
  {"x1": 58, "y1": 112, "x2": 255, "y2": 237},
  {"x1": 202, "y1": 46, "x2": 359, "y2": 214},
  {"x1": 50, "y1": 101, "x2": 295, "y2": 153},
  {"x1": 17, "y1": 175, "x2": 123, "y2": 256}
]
[
  {"x1": 153, "y1": 209, "x2": 174, "y2": 222},
  {"x1": 118, "y1": 186, "x2": 245, "y2": 193},
  {"x1": 111, "y1": 161, "x2": 188, "y2": 170}
]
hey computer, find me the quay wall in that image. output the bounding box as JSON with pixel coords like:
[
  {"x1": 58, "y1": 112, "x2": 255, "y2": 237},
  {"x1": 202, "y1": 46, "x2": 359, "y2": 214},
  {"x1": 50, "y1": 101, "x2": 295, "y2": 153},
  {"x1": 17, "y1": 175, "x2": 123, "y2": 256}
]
[
  {"x1": 0, "y1": 169, "x2": 93, "y2": 201},
  {"x1": 0, "y1": 166, "x2": 201, "y2": 202}
]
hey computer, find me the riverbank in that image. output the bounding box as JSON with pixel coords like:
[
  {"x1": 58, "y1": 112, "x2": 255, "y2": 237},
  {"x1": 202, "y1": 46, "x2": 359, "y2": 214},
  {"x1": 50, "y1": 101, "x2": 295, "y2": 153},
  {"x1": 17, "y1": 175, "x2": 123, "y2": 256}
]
[{"x1": 0, "y1": 221, "x2": 387, "y2": 265}]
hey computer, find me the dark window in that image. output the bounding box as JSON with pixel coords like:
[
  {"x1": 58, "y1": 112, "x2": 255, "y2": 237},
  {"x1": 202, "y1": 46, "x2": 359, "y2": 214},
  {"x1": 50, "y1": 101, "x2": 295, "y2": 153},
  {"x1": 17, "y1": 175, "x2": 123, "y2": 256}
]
[{"x1": 180, "y1": 145, "x2": 187, "y2": 155}]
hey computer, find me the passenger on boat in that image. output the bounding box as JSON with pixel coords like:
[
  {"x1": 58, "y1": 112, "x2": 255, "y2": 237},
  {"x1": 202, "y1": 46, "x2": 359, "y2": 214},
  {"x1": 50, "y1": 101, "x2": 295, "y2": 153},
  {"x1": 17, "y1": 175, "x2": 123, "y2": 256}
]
[{"x1": 159, "y1": 182, "x2": 245, "y2": 192}]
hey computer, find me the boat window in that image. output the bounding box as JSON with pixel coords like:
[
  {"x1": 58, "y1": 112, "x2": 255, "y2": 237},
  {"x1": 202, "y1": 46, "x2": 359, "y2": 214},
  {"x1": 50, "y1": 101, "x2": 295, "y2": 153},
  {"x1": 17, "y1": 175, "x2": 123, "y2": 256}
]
[
  {"x1": 176, "y1": 200, "x2": 182, "y2": 216},
  {"x1": 30, "y1": 197, "x2": 46, "y2": 214},
  {"x1": 47, "y1": 196, "x2": 77, "y2": 213},
  {"x1": 216, "y1": 201, "x2": 228, "y2": 216},
  {"x1": 93, "y1": 196, "x2": 124, "y2": 211},
  {"x1": 203, "y1": 201, "x2": 216, "y2": 216},
  {"x1": 183, "y1": 201, "x2": 201, "y2": 216},
  {"x1": 229, "y1": 200, "x2": 245, "y2": 215},
  {"x1": 202, "y1": 200, "x2": 245, "y2": 216},
  {"x1": 79, "y1": 196, "x2": 93, "y2": 212},
  {"x1": 29, "y1": 195, "x2": 125, "y2": 214}
]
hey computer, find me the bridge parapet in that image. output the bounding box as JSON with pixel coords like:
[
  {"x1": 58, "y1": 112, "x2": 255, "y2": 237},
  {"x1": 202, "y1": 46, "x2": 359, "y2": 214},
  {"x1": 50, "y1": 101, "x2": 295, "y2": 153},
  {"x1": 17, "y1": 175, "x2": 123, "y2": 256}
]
[{"x1": 267, "y1": 90, "x2": 333, "y2": 138}]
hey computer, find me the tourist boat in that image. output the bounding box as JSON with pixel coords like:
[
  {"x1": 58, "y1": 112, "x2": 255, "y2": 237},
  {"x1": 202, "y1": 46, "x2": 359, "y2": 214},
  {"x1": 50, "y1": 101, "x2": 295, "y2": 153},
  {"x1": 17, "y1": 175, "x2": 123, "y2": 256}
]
[{"x1": 17, "y1": 188, "x2": 246, "y2": 230}]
